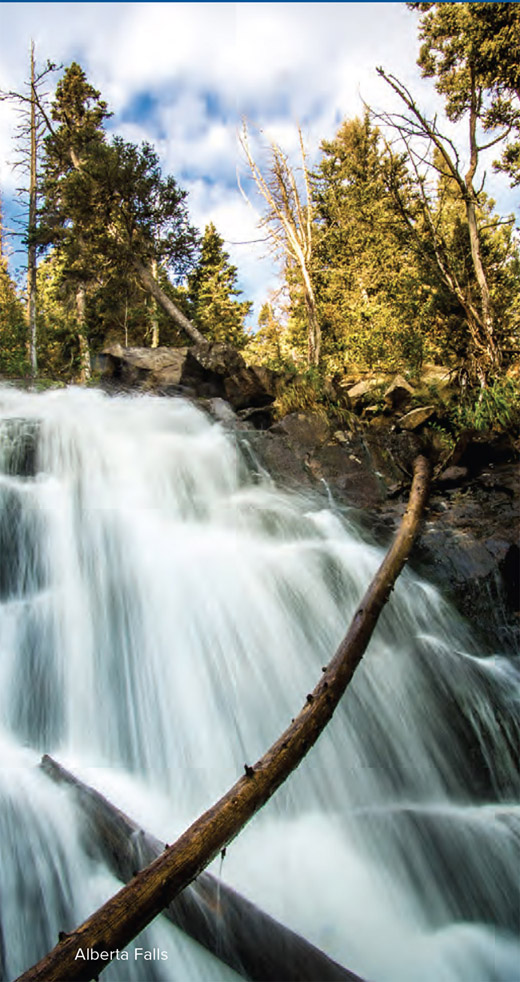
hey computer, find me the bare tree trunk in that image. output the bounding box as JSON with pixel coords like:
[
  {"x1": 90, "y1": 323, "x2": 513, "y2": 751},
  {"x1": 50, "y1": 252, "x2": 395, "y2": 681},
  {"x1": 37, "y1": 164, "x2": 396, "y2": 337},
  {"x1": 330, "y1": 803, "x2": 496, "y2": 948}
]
[
  {"x1": 133, "y1": 258, "x2": 205, "y2": 345},
  {"x1": 41, "y1": 755, "x2": 361, "y2": 982},
  {"x1": 376, "y1": 69, "x2": 503, "y2": 380},
  {"x1": 240, "y1": 124, "x2": 320, "y2": 368},
  {"x1": 464, "y1": 74, "x2": 500, "y2": 376},
  {"x1": 75, "y1": 284, "x2": 91, "y2": 383},
  {"x1": 304, "y1": 286, "x2": 321, "y2": 367},
  {"x1": 27, "y1": 41, "x2": 38, "y2": 377},
  {"x1": 465, "y1": 193, "x2": 499, "y2": 375},
  {"x1": 17, "y1": 455, "x2": 430, "y2": 982},
  {"x1": 149, "y1": 259, "x2": 160, "y2": 348}
]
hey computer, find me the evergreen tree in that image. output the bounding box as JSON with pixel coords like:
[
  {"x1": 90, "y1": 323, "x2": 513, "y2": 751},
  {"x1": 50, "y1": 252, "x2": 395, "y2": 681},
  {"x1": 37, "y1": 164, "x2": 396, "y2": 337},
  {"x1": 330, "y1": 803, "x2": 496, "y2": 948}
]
[
  {"x1": 37, "y1": 63, "x2": 111, "y2": 379},
  {"x1": 409, "y1": 2, "x2": 520, "y2": 185},
  {"x1": 0, "y1": 260, "x2": 28, "y2": 377},
  {"x1": 246, "y1": 299, "x2": 294, "y2": 368},
  {"x1": 378, "y1": 1, "x2": 520, "y2": 380},
  {"x1": 186, "y1": 223, "x2": 251, "y2": 346},
  {"x1": 312, "y1": 114, "x2": 431, "y2": 373},
  {"x1": 38, "y1": 63, "x2": 202, "y2": 375}
]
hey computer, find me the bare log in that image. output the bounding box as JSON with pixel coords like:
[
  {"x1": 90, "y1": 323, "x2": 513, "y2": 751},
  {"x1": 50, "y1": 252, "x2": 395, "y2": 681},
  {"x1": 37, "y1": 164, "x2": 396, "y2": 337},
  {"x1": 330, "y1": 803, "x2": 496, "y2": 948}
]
[
  {"x1": 18, "y1": 455, "x2": 431, "y2": 982},
  {"x1": 40, "y1": 755, "x2": 360, "y2": 982}
]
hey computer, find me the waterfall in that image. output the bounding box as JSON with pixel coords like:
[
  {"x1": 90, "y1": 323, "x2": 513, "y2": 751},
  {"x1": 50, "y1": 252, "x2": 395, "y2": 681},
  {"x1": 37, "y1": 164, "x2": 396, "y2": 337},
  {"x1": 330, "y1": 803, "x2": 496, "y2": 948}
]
[{"x1": 0, "y1": 384, "x2": 518, "y2": 982}]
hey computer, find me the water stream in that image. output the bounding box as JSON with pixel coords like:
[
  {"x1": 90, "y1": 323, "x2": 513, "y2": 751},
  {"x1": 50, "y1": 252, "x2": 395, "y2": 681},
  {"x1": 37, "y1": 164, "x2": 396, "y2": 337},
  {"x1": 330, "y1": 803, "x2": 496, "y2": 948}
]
[{"x1": 0, "y1": 385, "x2": 518, "y2": 982}]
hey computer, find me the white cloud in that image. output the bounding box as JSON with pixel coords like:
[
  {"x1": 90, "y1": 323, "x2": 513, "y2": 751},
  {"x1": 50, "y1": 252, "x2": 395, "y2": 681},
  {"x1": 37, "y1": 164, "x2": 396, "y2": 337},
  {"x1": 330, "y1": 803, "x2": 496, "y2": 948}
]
[{"x1": 184, "y1": 177, "x2": 278, "y2": 325}]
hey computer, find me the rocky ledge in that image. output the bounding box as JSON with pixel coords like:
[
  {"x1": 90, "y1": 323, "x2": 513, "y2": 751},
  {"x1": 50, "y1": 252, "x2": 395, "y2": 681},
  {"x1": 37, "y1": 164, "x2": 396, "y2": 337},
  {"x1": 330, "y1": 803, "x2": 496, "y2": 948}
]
[
  {"x1": 100, "y1": 345, "x2": 519, "y2": 654},
  {"x1": 101, "y1": 342, "x2": 283, "y2": 418}
]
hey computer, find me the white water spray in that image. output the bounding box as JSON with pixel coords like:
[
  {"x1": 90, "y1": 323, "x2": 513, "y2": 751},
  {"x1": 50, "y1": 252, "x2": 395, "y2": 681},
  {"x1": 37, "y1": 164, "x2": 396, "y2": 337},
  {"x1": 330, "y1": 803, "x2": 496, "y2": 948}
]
[{"x1": 0, "y1": 386, "x2": 518, "y2": 981}]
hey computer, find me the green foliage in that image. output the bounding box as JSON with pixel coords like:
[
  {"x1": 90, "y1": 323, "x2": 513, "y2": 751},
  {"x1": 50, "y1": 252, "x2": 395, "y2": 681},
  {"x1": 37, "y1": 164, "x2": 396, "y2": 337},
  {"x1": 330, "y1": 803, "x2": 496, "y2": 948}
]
[
  {"x1": 311, "y1": 114, "x2": 436, "y2": 375},
  {"x1": 95, "y1": 138, "x2": 200, "y2": 275},
  {"x1": 409, "y1": 2, "x2": 520, "y2": 186},
  {"x1": 35, "y1": 251, "x2": 84, "y2": 379},
  {"x1": 252, "y1": 110, "x2": 518, "y2": 388},
  {"x1": 186, "y1": 223, "x2": 251, "y2": 346},
  {"x1": 0, "y1": 264, "x2": 29, "y2": 377},
  {"x1": 246, "y1": 299, "x2": 306, "y2": 372},
  {"x1": 272, "y1": 366, "x2": 355, "y2": 426},
  {"x1": 36, "y1": 62, "x2": 201, "y2": 371},
  {"x1": 45, "y1": 62, "x2": 110, "y2": 173},
  {"x1": 453, "y1": 376, "x2": 520, "y2": 433},
  {"x1": 273, "y1": 371, "x2": 327, "y2": 420}
]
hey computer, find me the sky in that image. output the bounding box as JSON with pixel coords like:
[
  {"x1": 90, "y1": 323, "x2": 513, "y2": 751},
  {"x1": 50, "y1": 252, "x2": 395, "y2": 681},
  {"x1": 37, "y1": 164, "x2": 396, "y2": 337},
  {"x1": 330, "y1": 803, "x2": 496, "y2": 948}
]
[{"x1": 0, "y1": 1, "x2": 517, "y2": 325}]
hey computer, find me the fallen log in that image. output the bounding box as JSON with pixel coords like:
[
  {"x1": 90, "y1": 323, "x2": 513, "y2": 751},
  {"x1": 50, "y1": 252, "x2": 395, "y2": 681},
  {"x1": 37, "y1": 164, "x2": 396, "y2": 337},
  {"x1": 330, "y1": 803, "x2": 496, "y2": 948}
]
[
  {"x1": 18, "y1": 454, "x2": 431, "y2": 982},
  {"x1": 40, "y1": 754, "x2": 361, "y2": 982}
]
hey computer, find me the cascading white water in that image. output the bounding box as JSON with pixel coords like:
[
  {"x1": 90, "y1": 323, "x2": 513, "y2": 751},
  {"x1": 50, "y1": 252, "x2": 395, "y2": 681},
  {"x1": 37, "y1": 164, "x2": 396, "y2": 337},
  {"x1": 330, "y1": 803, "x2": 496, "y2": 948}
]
[{"x1": 0, "y1": 384, "x2": 518, "y2": 982}]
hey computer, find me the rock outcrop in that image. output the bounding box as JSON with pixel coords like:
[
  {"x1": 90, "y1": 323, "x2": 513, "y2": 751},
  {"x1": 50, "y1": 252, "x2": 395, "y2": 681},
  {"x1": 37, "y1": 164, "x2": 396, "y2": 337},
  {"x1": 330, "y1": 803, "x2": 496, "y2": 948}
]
[{"x1": 101, "y1": 343, "x2": 282, "y2": 417}]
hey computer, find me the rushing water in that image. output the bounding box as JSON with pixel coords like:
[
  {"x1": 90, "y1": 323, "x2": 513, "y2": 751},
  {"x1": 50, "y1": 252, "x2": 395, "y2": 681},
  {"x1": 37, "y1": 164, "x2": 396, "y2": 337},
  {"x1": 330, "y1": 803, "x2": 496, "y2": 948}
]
[{"x1": 0, "y1": 385, "x2": 518, "y2": 982}]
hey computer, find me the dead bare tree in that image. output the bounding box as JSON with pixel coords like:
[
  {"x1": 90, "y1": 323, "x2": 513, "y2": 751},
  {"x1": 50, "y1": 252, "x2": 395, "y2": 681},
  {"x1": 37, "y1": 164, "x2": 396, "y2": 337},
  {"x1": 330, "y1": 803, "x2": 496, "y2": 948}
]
[
  {"x1": 240, "y1": 122, "x2": 321, "y2": 367},
  {"x1": 0, "y1": 42, "x2": 57, "y2": 377},
  {"x1": 375, "y1": 69, "x2": 504, "y2": 383},
  {"x1": 17, "y1": 454, "x2": 430, "y2": 982}
]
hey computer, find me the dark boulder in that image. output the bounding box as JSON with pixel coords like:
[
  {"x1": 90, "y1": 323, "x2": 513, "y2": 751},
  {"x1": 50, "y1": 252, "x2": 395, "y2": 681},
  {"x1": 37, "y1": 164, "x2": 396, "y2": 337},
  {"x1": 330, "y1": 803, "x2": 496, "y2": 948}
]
[
  {"x1": 224, "y1": 364, "x2": 281, "y2": 410},
  {"x1": 384, "y1": 375, "x2": 414, "y2": 410}
]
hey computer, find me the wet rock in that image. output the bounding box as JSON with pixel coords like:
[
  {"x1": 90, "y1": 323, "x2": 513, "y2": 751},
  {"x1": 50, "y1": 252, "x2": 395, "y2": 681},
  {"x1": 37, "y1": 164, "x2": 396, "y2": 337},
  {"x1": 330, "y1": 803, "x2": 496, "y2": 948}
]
[
  {"x1": 313, "y1": 441, "x2": 385, "y2": 508},
  {"x1": 243, "y1": 429, "x2": 314, "y2": 491},
  {"x1": 237, "y1": 405, "x2": 275, "y2": 429},
  {"x1": 413, "y1": 458, "x2": 520, "y2": 652},
  {"x1": 250, "y1": 415, "x2": 519, "y2": 653},
  {"x1": 270, "y1": 412, "x2": 330, "y2": 452}
]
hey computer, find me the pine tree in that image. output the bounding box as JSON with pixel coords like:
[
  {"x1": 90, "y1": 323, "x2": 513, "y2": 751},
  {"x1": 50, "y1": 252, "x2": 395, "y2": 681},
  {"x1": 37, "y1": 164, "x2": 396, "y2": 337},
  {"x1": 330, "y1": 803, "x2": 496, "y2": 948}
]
[
  {"x1": 0, "y1": 259, "x2": 28, "y2": 377},
  {"x1": 313, "y1": 114, "x2": 430, "y2": 373},
  {"x1": 376, "y1": 2, "x2": 520, "y2": 380},
  {"x1": 409, "y1": 2, "x2": 520, "y2": 185},
  {"x1": 246, "y1": 299, "x2": 293, "y2": 368},
  {"x1": 37, "y1": 63, "x2": 111, "y2": 379},
  {"x1": 0, "y1": 43, "x2": 58, "y2": 377},
  {"x1": 38, "y1": 64, "x2": 202, "y2": 375},
  {"x1": 186, "y1": 223, "x2": 251, "y2": 346}
]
